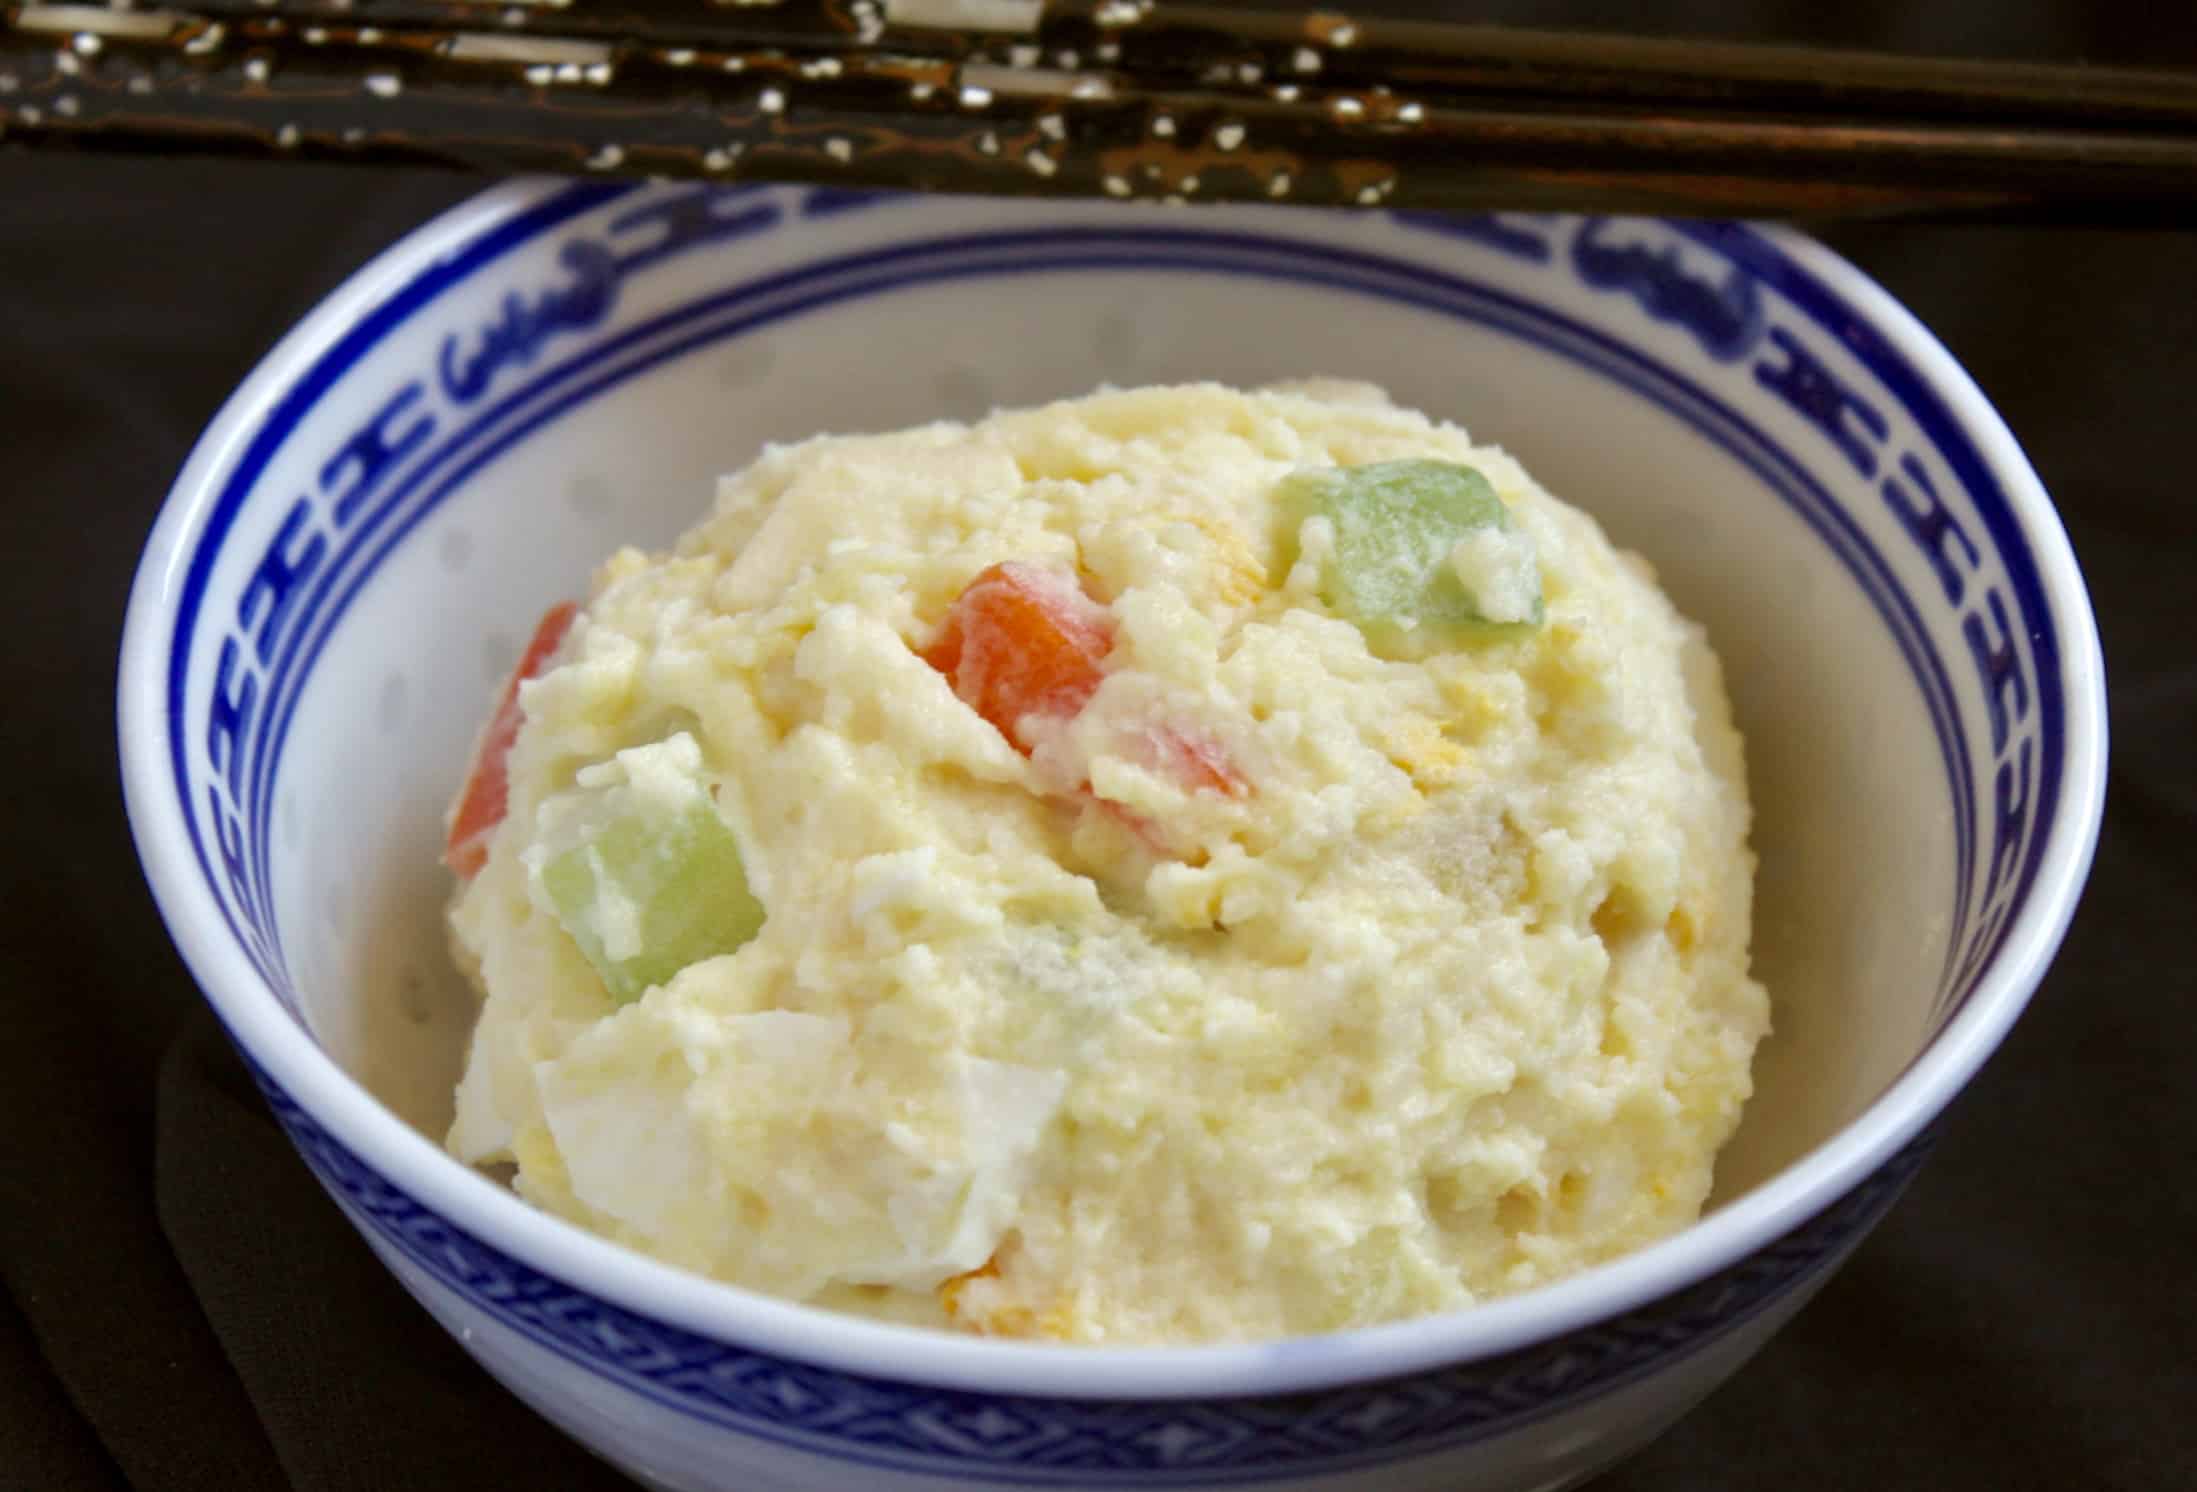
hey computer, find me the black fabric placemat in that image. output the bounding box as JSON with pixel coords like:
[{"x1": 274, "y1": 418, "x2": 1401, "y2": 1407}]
[{"x1": 3, "y1": 6, "x2": 2192, "y2": 1487}]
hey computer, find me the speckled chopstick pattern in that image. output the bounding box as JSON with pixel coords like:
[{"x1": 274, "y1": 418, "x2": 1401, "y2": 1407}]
[{"x1": 3, "y1": 2, "x2": 2194, "y2": 222}]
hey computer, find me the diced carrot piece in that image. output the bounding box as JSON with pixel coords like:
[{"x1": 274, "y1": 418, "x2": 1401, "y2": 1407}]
[
  {"x1": 1154, "y1": 726, "x2": 1248, "y2": 798},
  {"x1": 445, "y1": 601, "x2": 578, "y2": 878},
  {"x1": 1093, "y1": 796, "x2": 1171, "y2": 855},
  {"x1": 923, "y1": 564, "x2": 1251, "y2": 852},
  {"x1": 1094, "y1": 731, "x2": 1245, "y2": 856},
  {"x1": 922, "y1": 563, "x2": 1113, "y2": 753}
]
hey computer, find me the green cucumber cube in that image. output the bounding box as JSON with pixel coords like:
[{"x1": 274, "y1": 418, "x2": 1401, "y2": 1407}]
[
  {"x1": 530, "y1": 734, "x2": 765, "y2": 1004},
  {"x1": 1276, "y1": 460, "x2": 1543, "y2": 653}
]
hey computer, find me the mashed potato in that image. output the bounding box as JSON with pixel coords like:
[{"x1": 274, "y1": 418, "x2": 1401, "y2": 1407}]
[{"x1": 443, "y1": 381, "x2": 1769, "y2": 1344}]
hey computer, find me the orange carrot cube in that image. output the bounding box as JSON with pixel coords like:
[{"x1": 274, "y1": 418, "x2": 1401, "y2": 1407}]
[
  {"x1": 922, "y1": 563, "x2": 1114, "y2": 753},
  {"x1": 445, "y1": 601, "x2": 578, "y2": 878}
]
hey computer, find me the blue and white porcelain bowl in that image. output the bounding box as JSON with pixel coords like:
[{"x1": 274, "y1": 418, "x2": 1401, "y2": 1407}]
[{"x1": 118, "y1": 182, "x2": 2105, "y2": 1492}]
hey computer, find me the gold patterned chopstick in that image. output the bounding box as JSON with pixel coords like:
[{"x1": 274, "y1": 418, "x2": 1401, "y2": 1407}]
[{"x1": 4, "y1": 1, "x2": 2195, "y2": 223}]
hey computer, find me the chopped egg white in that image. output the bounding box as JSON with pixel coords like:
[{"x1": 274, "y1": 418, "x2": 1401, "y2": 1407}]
[{"x1": 1451, "y1": 522, "x2": 1541, "y2": 625}]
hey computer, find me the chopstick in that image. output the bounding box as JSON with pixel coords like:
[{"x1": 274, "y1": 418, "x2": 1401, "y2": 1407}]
[
  {"x1": 1010, "y1": 4, "x2": 2197, "y2": 133},
  {"x1": 3, "y1": 1, "x2": 2194, "y2": 225},
  {"x1": 124, "y1": 0, "x2": 2197, "y2": 131}
]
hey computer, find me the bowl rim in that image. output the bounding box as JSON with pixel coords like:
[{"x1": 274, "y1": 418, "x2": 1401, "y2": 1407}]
[{"x1": 117, "y1": 178, "x2": 2108, "y2": 1402}]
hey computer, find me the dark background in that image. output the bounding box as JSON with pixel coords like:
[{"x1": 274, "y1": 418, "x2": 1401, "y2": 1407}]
[{"x1": 3, "y1": 3, "x2": 2193, "y2": 1488}]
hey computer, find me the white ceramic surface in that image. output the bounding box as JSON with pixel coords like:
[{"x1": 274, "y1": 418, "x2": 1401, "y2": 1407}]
[{"x1": 119, "y1": 182, "x2": 2104, "y2": 1492}]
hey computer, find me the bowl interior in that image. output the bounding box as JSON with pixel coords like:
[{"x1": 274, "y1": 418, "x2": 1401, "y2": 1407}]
[{"x1": 157, "y1": 184, "x2": 2068, "y2": 1257}]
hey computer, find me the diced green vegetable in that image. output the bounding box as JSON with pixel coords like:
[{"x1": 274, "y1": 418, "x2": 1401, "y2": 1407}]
[
  {"x1": 1275, "y1": 459, "x2": 1543, "y2": 654},
  {"x1": 531, "y1": 734, "x2": 765, "y2": 1004}
]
